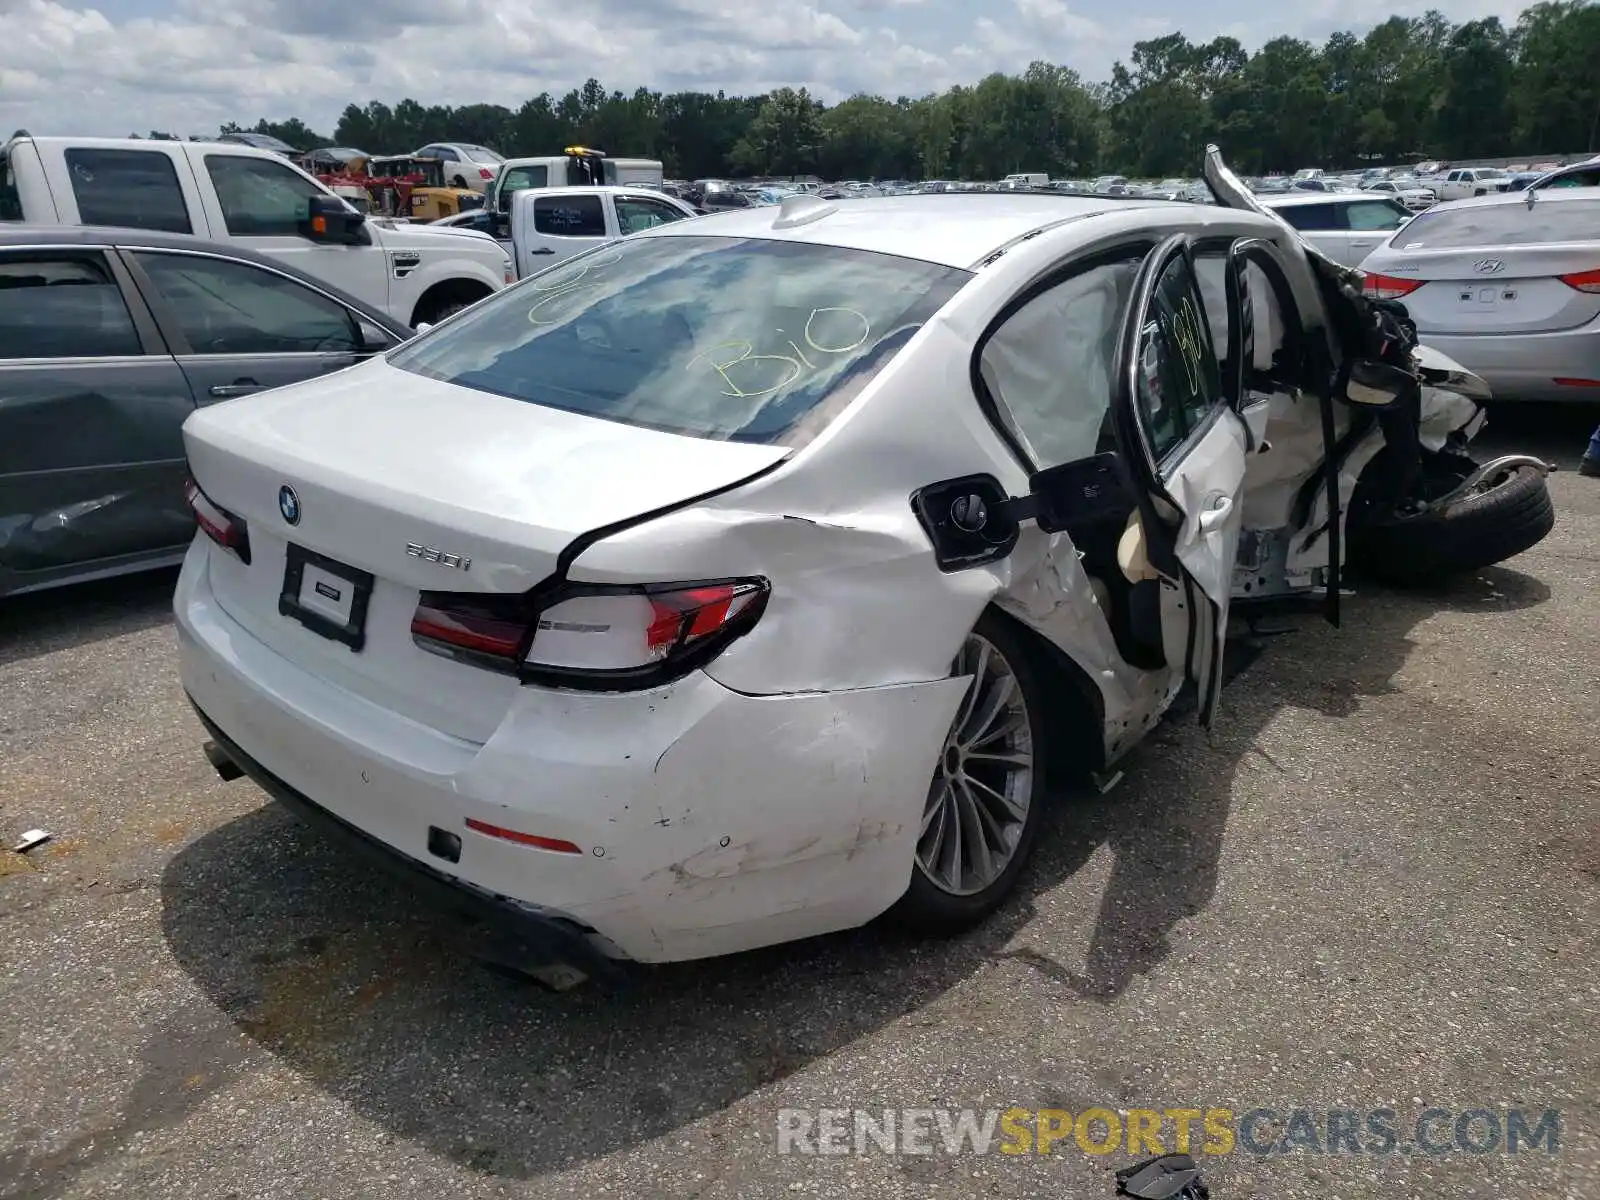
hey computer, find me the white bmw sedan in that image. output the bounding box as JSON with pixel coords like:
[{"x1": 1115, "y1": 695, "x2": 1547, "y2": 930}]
[{"x1": 173, "y1": 180, "x2": 1541, "y2": 980}]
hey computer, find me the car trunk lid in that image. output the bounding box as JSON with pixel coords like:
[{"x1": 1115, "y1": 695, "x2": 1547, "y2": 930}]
[
  {"x1": 182, "y1": 358, "x2": 786, "y2": 742},
  {"x1": 1371, "y1": 245, "x2": 1600, "y2": 335}
]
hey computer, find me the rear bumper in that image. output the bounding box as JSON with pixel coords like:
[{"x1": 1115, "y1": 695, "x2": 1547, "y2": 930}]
[
  {"x1": 1414, "y1": 326, "x2": 1600, "y2": 402},
  {"x1": 190, "y1": 699, "x2": 629, "y2": 985},
  {"x1": 175, "y1": 542, "x2": 966, "y2": 963}
]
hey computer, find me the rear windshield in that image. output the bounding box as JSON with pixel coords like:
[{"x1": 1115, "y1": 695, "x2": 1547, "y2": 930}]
[
  {"x1": 1394, "y1": 198, "x2": 1600, "y2": 248},
  {"x1": 388, "y1": 235, "x2": 970, "y2": 447},
  {"x1": 459, "y1": 145, "x2": 503, "y2": 163}
]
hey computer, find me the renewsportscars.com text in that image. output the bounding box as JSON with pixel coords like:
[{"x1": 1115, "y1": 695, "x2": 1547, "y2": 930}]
[{"x1": 776, "y1": 1106, "x2": 1562, "y2": 1157}]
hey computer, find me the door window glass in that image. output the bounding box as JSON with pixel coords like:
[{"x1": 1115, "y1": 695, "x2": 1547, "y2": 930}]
[
  {"x1": 65, "y1": 148, "x2": 192, "y2": 234},
  {"x1": 133, "y1": 251, "x2": 358, "y2": 354},
  {"x1": 0, "y1": 254, "x2": 143, "y2": 359},
  {"x1": 204, "y1": 154, "x2": 323, "y2": 237},
  {"x1": 532, "y1": 195, "x2": 605, "y2": 237},
  {"x1": 1136, "y1": 254, "x2": 1222, "y2": 463},
  {"x1": 978, "y1": 256, "x2": 1143, "y2": 470},
  {"x1": 1276, "y1": 203, "x2": 1340, "y2": 231},
  {"x1": 1344, "y1": 200, "x2": 1410, "y2": 230},
  {"x1": 1194, "y1": 249, "x2": 1292, "y2": 375},
  {"x1": 496, "y1": 164, "x2": 548, "y2": 210},
  {"x1": 615, "y1": 196, "x2": 689, "y2": 234}
]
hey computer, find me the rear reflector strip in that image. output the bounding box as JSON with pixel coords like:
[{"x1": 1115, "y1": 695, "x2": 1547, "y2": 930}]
[
  {"x1": 1552, "y1": 378, "x2": 1600, "y2": 388},
  {"x1": 464, "y1": 817, "x2": 582, "y2": 854}
]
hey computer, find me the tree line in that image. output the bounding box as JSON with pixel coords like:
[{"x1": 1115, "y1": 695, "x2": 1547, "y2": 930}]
[{"x1": 188, "y1": 1, "x2": 1597, "y2": 179}]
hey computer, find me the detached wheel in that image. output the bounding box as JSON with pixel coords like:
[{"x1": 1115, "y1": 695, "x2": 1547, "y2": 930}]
[
  {"x1": 892, "y1": 612, "x2": 1049, "y2": 934},
  {"x1": 1348, "y1": 457, "x2": 1554, "y2": 585}
]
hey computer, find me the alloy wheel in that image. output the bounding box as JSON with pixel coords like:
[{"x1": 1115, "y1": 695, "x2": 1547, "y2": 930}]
[{"x1": 915, "y1": 633, "x2": 1036, "y2": 897}]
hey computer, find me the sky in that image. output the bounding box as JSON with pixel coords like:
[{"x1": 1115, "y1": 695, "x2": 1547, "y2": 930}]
[{"x1": 0, "y1": 0, "x2": 1528, "y2": 139}]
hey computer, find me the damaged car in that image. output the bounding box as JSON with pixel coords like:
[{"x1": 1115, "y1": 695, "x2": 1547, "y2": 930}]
[{"x1": 175, "y1": 147, "x2": 1555, "y2": 984}]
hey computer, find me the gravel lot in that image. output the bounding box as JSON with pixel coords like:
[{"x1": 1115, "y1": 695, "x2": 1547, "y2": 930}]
[{"x1": 2, "y1": 406, "x2": 1596, "y2": 1200}]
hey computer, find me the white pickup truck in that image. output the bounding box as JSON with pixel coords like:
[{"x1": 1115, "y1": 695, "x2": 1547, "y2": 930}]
[
  {"x1": 496, "y1": 186, "x2": 697, "y2": 277},
  {"x1": 1435, "y1": 167, "x2": 1513, "y2": 201},
  {"x1": 0, "y1": 135, "x2": 513, "y2": 326},
  {"x1": 488, "y1": 150, "x2": 665, "y2": 217}
]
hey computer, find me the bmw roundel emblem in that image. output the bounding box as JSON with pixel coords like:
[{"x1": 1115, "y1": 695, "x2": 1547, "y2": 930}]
[{"x1": 278, "y1": 485, "x2": 301, "y2": 525}]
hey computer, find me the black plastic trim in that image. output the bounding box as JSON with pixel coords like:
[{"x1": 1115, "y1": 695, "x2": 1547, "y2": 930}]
[
  {"x1": 279, "y1": 542, "x2": 374, "y2": 652},
  {"x1": 909, "y1": 474, "x2": 1020, "y2": 572}
]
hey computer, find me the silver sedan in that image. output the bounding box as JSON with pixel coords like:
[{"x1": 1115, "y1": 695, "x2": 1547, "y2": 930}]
[{"x1": 1359, "y1": 187, "x2": 1600, "y2": 402}]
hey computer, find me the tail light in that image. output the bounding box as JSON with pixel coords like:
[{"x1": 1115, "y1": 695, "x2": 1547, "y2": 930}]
[
  {"x1": 1557, "y1": 268, "x2": 1600, "y2": 294},
  {"x1": 184, "y1": 478, "x2": 251, "y2": 563},
  {"x1": 411, "y1": 578, "x2": 769, "y2": 690},
  {"x1": 479, "y1": 167, "x2": 495, "y2": 180},
  {"x1": 1362, "y1": 272, "x2": 1424, "y2": 300}
]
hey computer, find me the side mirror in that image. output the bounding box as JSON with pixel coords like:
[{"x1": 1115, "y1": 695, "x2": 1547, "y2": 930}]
[
  {"x1": 1343, "y1": 357, "x2": 1416, "y2": 408},
  {"x1": 304, "y1": 193, "x2": 366, "y2": 244},
  {"x1": 356, "y1": 318, "x2": 393, "y2": 352}
]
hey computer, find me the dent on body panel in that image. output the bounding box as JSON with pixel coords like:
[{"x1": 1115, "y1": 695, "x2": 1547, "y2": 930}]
[
  {"x1": 632, "y1": 678, "x2": 970, "y2": 926},
  {"x1": 0, "y1": 366, "x2": 195, "y2": 571},
  {"x1": 992, "y1": 525, "x2": 1177, "y2": 760},
  {"x1": 664, "y1": 499, "x2": 1002, "y2": 693}
]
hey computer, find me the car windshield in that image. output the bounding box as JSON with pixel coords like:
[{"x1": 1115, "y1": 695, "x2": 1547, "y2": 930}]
[
  {"x1": 1393, "y1": 198, "x2": 1600, "y2": 248},
  {"x1": 388, "y1": 235, "x2": 970, "y2": 447}
]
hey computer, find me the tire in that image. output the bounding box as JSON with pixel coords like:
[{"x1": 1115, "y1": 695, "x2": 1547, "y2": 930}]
[
  {"x1": 890, "y1": 610, "x2": 1051, "y2": 934},
  {"x1": 1347, "y1": 462, "x2": 1554, "y2": 586},
  {"x1": 413, "y1": 288, "x2": 487, "y2": 327}
]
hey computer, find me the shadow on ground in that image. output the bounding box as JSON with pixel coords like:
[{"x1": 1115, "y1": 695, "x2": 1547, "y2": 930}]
[
  {"x1": 0, "y1": 567, "x2": 178, "y2": 668},
  {"x1": 127, "y1": 567, "x2": 1548, "y2": 1184}
]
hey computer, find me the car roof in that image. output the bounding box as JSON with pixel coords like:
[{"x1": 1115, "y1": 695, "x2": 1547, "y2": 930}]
[
  {"x1": 1259, "y1": 192, "x2": 1393, "y2": 208},
  {"x1": 639, "y1": 192, "x2": 1166, "y2": 268},
  {"x1": 1424, "y1": 185, "x2": 1600, "y2": 212},
  {"x1": 0, "y1": 224, "x2": 411, "y2": 333}
]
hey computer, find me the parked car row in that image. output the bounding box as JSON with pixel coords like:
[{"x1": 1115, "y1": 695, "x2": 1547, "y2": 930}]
[{"x1": 0, "y1": 225, "x2": 410, "y2": 598}]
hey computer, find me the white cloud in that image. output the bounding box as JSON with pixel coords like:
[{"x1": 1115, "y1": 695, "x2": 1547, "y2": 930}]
[
  {"x1": 0, "y1": 0, "x2": 954, "y2": 136},
  {"x1": 0, "y1": 0, "x2": 1542, "y2": 139}
]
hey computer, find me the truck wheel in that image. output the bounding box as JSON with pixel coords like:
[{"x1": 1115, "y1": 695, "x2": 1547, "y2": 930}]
[
  {"x1": 1347, "y1": 456, "x2": 1554, "y2": 585},
  {"x1": 412, "y1": 284, "x2": 491, "y2": 328}
]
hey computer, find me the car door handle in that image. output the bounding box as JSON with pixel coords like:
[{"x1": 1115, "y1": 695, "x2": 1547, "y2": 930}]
[
  {"x1": 527, "y1": 247, "x2": 555, "y2": 255},
  {"x1": 209, "y1": 379, "x2": 262, "y2": 398},
  {"x1": 1198, "y1": 496, "x2": 1234, "y2": 533}
]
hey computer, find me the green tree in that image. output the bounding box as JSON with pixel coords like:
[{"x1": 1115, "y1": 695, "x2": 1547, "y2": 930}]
[
  {"x1": 202, "y1": 3, "x2": 1600, "y2": 185},
  {"x1": 730, "y1": 87, "x2": 824, "y2": 176},
  {"x1": 1434, "y1": 18, "x2": 1515, "y2": 157},
  {"x1": 1512, "y1": 1, "x2": 1600, "y2": 152}
]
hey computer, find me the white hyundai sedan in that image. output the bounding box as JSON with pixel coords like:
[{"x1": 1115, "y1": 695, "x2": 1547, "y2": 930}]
[{"x1": 174, "y1": 170, "x2": 1548, "y2": 981}]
